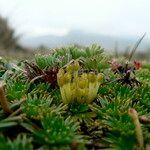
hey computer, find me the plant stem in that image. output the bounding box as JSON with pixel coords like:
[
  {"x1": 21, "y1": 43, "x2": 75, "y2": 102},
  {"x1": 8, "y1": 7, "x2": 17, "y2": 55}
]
[
  {"x1": 128, "y1": 108, "x2": 144, "y2": 150},
  {"x1": 0, "y1": 83, "x2": 12, "y2": 114}
]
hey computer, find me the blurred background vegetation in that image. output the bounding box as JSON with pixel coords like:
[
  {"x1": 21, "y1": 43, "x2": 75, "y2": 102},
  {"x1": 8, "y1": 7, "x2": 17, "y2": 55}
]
[
  {"x1": 0, "y1": 15, "x2": 33, "y2": 59},
  {"x1": 0, "y1": 14, "x2": 149, "y2": 61}
]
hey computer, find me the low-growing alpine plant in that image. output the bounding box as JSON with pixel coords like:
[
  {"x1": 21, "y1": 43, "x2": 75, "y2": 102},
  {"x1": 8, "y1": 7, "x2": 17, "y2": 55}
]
[
  {"x1": 0, "y1": 44, "x2": 149, "y2": 150},
  {"x1": 57, "y1": 60, "x2": 103, "y2": 104}
]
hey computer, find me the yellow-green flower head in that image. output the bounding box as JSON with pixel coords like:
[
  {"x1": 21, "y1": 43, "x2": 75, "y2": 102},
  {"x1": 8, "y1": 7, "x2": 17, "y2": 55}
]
[
  {"x1": 57, "y1": 68, "x2": 65, "y2": 77},
  {"x1": 57, "y1": 69, "x2": 64, "y2": 87},
  {"x1": 78, "y1": 73, "x2": 88, "y2": 88},
  {"x1": 57, "y1": 77, "x2": 63, "y2": 87},
  {"x1": 97, "y1": 73, "x2": 103, "y2": 82},
  {"x1": 66, "y1": 64, "x2": 73, "y2": 73},
  {"x1": 81, "y1": 73, "x2": 88, "y2": 80},
  {"x1": 88, "y1": 72, "x2": 96, "y2": 82},
  {"x1": 73, "y1": 61, "x2": 80, "y2": 71},
  {"x1": 78, "y1": 80, "x2": 87, "y2": 89},
  {"x1": 63, "y1": 73, "x2": 72, "y2": 83},
  {"x1": 71, "y1": 82, "x2": 76, "y2": 90},
  {"x1": 57, "y1": 61, "x2": 103, "y2": 104}
]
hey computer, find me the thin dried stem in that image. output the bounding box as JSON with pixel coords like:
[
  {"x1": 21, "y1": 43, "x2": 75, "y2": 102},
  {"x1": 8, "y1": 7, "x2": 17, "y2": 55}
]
[
  {"x1": 128, "y1": 108, "x2": 144, "y2": 150},
  {"x1": 0, "y1": 83, "x2": 13, "y2": 114},
  {"x1": 128, "y1": 33, "x2": 146, "y2": 61}
]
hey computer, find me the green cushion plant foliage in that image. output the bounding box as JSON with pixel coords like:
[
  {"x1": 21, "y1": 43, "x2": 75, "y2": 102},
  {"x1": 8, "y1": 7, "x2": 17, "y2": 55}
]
[{"x1": 0, "y1": 45, "x2": 149, "y2": 149}]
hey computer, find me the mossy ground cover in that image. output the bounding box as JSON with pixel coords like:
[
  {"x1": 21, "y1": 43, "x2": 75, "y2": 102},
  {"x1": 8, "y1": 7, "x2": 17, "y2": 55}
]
[{"x1": 0, "y1": 45, "x2": 149, "y2": 150}]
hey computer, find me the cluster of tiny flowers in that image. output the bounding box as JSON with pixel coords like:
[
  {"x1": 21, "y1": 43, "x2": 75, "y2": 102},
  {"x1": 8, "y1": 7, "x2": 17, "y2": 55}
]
[{"x1": 57, "y1": 61, "x2": 103, "y2": 104}]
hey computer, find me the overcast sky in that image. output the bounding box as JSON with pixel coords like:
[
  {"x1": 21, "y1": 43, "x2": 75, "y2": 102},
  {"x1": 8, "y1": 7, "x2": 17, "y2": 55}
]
[{"x1": 0, "y1": 0, "x2": 149, "y2": 39}]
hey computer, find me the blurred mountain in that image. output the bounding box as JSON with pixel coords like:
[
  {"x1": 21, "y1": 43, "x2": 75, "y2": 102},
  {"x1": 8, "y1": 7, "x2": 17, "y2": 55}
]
[{"x1": 20, "y1": 30, "x2": 150, "y2": 51}]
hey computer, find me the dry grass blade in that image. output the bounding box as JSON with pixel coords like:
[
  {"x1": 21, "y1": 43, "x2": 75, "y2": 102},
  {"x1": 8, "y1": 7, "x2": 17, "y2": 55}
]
[
  {"x1": 123, "y1": 46, "x2": 130, "y2": 59},
  {"x1": 128, "y1": 33, "x2": 146, "y2": 61},
  {"x1": 114, "y1": 41, "x2": 118, "y2": 58}
]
